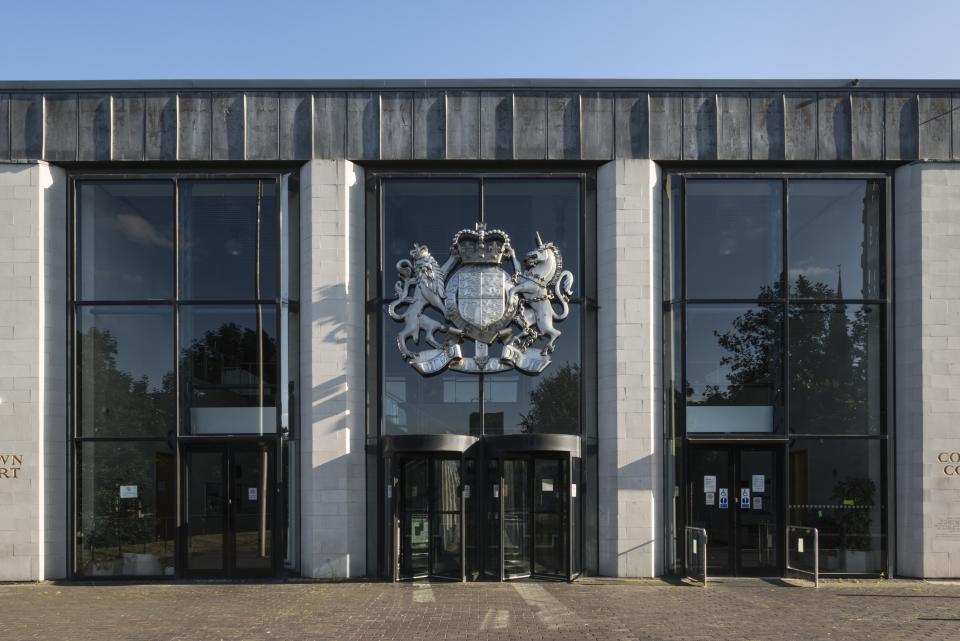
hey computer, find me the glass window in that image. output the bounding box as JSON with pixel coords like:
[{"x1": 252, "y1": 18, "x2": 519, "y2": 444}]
[
  {"x1": 180, "y1": 305, "x2": 278, "y2": 434},
  {"x1": 685, "y1": 304, "x2": 782, "y2": 433},
  {"x1": 382, "y1": 309, "x2": 479, "y2": 435},
  {"x1": 77, "y1": 181, "x2": 174, "y2": 301},
  {"x1": 381, "y1": 179, "x2": 480, "y2": 297},
  {"x1": 485, "y1": 178, "x2": 581, "y2": 298},
  {"x1": 75, "y1": 441, "x2": 176, "y2": 577},
  {"x1": 789, "y1": 180, "x2": 884, "y2": 300},
  {"x1": 483, "y1": 306, "x2": 581, "y2": 435},
  {"x1": 379, "y1": 176, "x2": 585, "y2": 438},
  {"x1": 179, "y1": 180, "x2": 278, "y2": 301},
  {"x1": 789, "y1": 304, "x2": 883, "y2": 435},
  {"x1": 789, "y1": 438, "x2": 884, "y2": 574},
  {"x1": 77, "y1": 306, "x2": 174, "y2": 438},
  {"x1": 663, "y1": 308, "x2": 682, "y2": 440},
  {"x1": 686, "y1": 180, "x2": 782, "y2": 300}
]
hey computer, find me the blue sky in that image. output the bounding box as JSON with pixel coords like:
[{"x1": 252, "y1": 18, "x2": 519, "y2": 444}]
[{"x1": 2, "y1": 0, "x2": 958, "y2": 80}]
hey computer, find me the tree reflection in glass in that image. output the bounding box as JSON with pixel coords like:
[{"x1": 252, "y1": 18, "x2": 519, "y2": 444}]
[
  {"x1": 77, "y1": 308, "x2": 174, "y2": 439},
  {"x1": 76, "y1": 442, "x2": 176, "y2": 576},
  {"x1": 789, "y1": 278, "x2": 881, "y2": 435},
  {"x1": 686, "y1": 276, "x2": 881, "y2": 435},
  {"x1": 518, "y1": 364, "x2": 580, "y2": 434},
  {"x1": 685, "y1": 300, "x2": 780, "y2": 433},
  {"x1": 181, "y1": 306, "x2": 278, "y2": 434}
]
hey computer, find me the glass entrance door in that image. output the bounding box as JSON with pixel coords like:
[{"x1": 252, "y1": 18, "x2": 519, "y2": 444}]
[
  {"x1": 488, "y1": 455, "x2": 571, "y2": 580},
  {"x1": 396, "y1": 455, "x2": 464, "y2": 580},
  {"x1": 502, "y1": 459, "x2": 532, "y2": 578},
  {"x1": 688, "y1": 446, "x2": 780, "y2": 576},
  {"x1": 184, "y1": 443, "x2": 275, "y2": 577}
]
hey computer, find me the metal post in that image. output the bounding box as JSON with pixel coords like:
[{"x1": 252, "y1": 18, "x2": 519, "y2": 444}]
[
  {"x1": 684, "y1": 526, "x2": 708, "y2": 586},
  {"x1": 813, "y1": 528, "x2": 819, "y2": 589},
  {"x1": 786, "y1": 525, "x2": 819, "y2": 588},
  {"x1": 259, "y1": 446, "x2": 268, "y2": 558},
  {"x1": 499, "y1": 472, "x2": 505, "y2": 582}
]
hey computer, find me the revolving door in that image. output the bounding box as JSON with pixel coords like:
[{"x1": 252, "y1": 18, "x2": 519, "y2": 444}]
[
  {"x1": 395, "y1": 455, "x2": 465, "y2": 580},
  {"x1": 482, "y1": 435, "x2": 582, "y2": 581},
  {"x1": 384, "y1": 434, "x2": 581, "y2": 582},
  {"x1": 385, "y1": 435, "x2": 477, "y2": 581}
]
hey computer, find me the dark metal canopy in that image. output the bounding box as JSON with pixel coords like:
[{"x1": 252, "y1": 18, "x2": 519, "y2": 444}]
[{"x1": 1, "y1": 79, "x2": 957, "y2": 164}]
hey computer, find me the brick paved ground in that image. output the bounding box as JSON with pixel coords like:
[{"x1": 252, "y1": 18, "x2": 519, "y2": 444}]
[{"x1": 1, "y1": 578, "x2": 958, "y2": 641}]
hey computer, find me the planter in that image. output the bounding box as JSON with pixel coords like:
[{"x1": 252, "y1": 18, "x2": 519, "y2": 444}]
[{"x1": 122, "y1": 553, "x2": 162, "y2": 576}]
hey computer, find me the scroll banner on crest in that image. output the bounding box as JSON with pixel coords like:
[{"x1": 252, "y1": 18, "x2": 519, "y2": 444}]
[
  {"x1": 408, "y1": 344, "x2": 464, "y2": 376},
  {"x1": 407, "y1": 343, "x2": 549, "y2": 376}
]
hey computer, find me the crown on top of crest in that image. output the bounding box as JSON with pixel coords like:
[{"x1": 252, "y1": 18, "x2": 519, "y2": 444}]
[{"x1": 452, "y1": 222, "x2": 510, "y2": 264}]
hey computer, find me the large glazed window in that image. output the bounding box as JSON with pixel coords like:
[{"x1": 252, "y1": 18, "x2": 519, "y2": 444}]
[
  {"x1": 685, "y1": 180, "x2": 782, "y2": 300},
  {"x1": 75, "y1": 441, "x2": 176, "y2": 577},
  {"x1": 665, "y1": 173, "x2": 890, "y2": 576},
  {"x1": 685, "y1": 304, "x2": 781, "y2": 433},
  {"x1": 77, "y1": 306, "x2": 174, "y2": 439},
  {"x1": 374, "y1": 175, "x2": 588, "y2": 437},
  {"x1": 788, "y1": 304, "x2": 883, "y2": 435},
  {"x1": 789, "y1": 438, "x2": 885, "y2": 574},
  {"x1": 670, "y1": 176, "x2": 887, "y2": 436},
  {"x1": 77, "y1": 181, "x2": 175, "y2": 301},
  {"x1": 72, "y1": 174, "x2": 298, "y2": 577},
  {"x1": 179, "y1": 181, "x2": 278, "y2": 301},
  {"x1": 180, "y1": 305, "x2": 279, "y2": 435},
  {"x1": 788, "y1": 180, "x2": 884, "y2": 300}
]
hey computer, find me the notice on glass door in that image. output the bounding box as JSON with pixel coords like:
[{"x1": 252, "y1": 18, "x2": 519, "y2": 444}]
[
  {"x1": 704, "y1": 475, "x2": 717, "y2": 493},
  {"x1": 248, "y1": 487, "x2": 258, "y2": 501},
  {"x1": 705, "y1": 492, "x2": 715, "y2": 506},
  {"x1": 752, "y1": 475, "x2": 765, "y2": 493},
  {"x1": 740, "y1": 488, "x2": 750, "y2": 509}
]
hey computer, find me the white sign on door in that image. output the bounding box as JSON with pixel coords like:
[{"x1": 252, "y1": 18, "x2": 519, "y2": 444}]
[
  {"x1": 752, "y1": 475, "x2": 765, "y2": 493},
  {"x1": 704, "y1": 475, "x2": 717, "y2": 493},
  {"x1": 119, "y1": 485, "x2": 138, "y2": 499},
  {"x1": 705, "y1": 492, "x2": 715, "y2": 506}
]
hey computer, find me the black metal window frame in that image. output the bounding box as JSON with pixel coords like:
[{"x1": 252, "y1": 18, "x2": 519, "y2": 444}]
[
  {"x1": 664, "y1": 169, "x2": 895, "y2": 578},
  {"x1": 364, "y1": 167, "x2": 599, "y2": 578},
  {"x1": 67, "y1": 169, "x2": 300, "y2": 580}
]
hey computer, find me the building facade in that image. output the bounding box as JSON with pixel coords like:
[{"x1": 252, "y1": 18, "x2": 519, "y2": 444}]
[{"x1": 0, "y1": 80, "x2": 958, "y2": 581}]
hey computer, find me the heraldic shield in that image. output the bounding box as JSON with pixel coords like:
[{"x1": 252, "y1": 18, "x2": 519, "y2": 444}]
[{"x1": 388, "y1": 222, "x2": 574, "y2": 377}]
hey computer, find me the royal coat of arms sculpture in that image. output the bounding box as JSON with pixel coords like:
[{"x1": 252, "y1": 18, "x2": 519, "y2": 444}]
[{"x1": 388, "y1": 222, "x2": 574, "y2": 376}]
